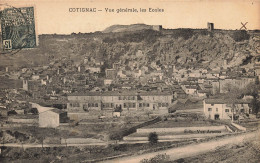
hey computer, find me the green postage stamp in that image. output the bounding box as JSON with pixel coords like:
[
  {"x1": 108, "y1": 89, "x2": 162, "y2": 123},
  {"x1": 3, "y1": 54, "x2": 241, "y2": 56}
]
[{"x1": 0, "y1": 6, "x2": 36, "y2": 50}]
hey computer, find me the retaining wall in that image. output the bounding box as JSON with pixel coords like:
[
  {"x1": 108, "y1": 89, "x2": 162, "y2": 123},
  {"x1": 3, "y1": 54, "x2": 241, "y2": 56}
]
[
  {"x1": 231, "y1": 122, "x2": 247, "y2": 131},
  {"x1": 61, "y1": 138, "x2": 104, "y2": 144},
  {"x1": 8, "y1": 118, "x2": 37, "y2": 123},
  {"x1": 136, "y1": 125, "x2": 227, "y2": 134},
  {"x1": 123, "y1": 133, "x2": 227, "y2": 141}
]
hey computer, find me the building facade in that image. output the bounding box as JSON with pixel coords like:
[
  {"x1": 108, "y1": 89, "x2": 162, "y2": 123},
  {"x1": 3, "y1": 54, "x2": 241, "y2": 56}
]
[
  {"x1": 203, "y1": 99, "x2": 251, "y2": 120},
  {"x1": 67, "y1": 91, "x2": 173, "y2": 113},
  {"x1": 211, "y1": 77, "x2": 255, "y2": 94},
  {"x1": 39, "y1": 109, "x2": 68, "y2": 128}
]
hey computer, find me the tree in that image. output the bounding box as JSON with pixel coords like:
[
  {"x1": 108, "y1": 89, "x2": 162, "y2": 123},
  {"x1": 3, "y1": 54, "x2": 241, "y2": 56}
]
[
  {"x1": 222, "y1": 84, "x2": 242, "y2": 121},
  {"x1": 145, "y1": 110, "x2": 153, "y2": 118},
  {"x1": 223, "y1": 82, "x2": 260, "y2": 120},
  {"x1": 148, "y1": 132, "x2": 158, "y2": 145},
  {"x1": 251, "y1": 98, "x2": 260, "y2": 116},
  {"x1": 241, "y1": 83, "x2": 260, "y2": 117},
  {"x1": 231, "y1": 30, "x2": 250, "y2": 42}
]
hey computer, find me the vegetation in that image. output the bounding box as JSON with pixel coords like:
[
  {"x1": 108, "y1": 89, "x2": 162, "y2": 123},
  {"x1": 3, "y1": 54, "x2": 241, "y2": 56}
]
[
  {"x1": 148, "y1": 132, "x2": 158, "y2": 145},
  {"x1": 1, "y1": 141, "x2": 180, "y2": 162},
  {"x1": 171, "y1": 28, "x2": 195, "y2": 40},
  {"x1": 141, "y1": 153, "x2": 170, "y2": 163},
  {"x1": 222, "y1": 82, "x2": 260, "y2": 120},
  {"x1": 103, "y1": 29, "x2": 162, "y2": 44},
  {"x1": 109, "y1": 117, "x2": 161, "y2": 140},
  {"x1": 242, "y1": 83, "x2": 260, "y2": 116},
  {"x1": 231, "y1": 30, "x2": 250, "y2": 42}
]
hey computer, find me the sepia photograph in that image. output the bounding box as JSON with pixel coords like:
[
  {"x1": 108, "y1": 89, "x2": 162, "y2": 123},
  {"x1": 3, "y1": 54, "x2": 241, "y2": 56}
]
[{"x1": 0, "y1": 0, "x2": 259, "y2": 162}]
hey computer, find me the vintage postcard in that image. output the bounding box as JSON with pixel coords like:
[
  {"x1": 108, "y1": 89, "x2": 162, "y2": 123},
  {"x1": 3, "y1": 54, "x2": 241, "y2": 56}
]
[{"x1": 0, "y1": 0, "x2": 259, "y2": 162}]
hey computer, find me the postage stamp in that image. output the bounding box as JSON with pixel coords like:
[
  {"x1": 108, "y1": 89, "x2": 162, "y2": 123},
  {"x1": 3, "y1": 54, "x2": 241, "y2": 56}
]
[{"x1": 0, "y1": 6, "x2": 36, "y2": 50}]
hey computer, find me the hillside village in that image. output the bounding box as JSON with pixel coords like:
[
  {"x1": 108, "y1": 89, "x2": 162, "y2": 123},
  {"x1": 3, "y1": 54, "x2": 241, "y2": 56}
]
[{"x1": 0, "y1": 24, "x2": 260, "y2": 162}]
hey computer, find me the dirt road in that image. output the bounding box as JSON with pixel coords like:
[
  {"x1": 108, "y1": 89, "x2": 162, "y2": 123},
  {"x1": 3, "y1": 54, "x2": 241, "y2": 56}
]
[{"x1": 103, "y1": 130, "x2": 259, "y2": 163}]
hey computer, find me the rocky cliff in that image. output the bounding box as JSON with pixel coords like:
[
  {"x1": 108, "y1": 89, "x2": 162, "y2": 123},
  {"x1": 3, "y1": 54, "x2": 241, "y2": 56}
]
[{"x1": 0, "y1": 26, "x2": 259, "y2": 71}]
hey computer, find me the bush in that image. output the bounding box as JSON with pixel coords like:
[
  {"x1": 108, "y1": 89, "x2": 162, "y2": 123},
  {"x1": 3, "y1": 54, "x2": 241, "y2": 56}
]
[
  {"x1": 103, "y1": 29, "x2": 161, "y2": 44},
  {"x1": 113, "y1": 144, "x2": 127, "y2": 151},
  {"x1": 231, "y1": 30, "x2": 250, "y2": 42},
  {"x1": 148, "y1": 132, "x2": 158, "y2": 145},
  {"x1": 141, "y1": 153, "x2": 170, "y2": 163},
  {"x1": 176, "y1": 158, "x2": 185, "y2": 163},
  {"x1": 172, "y1": 29, "x2": 194, "y2": 40}
]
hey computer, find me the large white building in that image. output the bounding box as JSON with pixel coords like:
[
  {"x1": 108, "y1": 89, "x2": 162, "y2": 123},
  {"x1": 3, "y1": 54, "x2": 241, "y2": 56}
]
[{"x1": 67, "y1": 91, "x2": 173, "y2": 113}]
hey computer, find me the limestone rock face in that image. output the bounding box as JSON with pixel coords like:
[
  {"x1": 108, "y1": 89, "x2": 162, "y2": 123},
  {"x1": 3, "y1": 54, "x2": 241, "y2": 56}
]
[{"x1": 0, "y1": 28, "x2": 259, "y2": 70}]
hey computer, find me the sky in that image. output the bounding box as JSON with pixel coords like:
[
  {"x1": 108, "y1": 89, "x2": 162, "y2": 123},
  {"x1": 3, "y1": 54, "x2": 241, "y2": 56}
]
[{"x1": 0, "y1": 0, "x2": 259, "y2": 34}]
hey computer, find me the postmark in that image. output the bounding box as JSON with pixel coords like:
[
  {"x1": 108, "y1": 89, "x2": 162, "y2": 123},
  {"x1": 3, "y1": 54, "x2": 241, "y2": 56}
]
[{"x1": 0, "y1": 5, "x2": 36, "y2": 54}]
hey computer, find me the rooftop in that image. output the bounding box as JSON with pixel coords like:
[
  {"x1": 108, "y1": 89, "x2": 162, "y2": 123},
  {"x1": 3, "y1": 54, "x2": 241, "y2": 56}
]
[
  {"x1": 68, "y1": 90, "x2": 172, "y2": 96},
  {"x1": 205, "y1": 98, "x2": 251, "y2": 104}
]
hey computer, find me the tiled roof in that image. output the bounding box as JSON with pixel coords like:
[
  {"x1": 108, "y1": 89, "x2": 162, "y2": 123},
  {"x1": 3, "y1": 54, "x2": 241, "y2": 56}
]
[
  {"x1": 198, "y1": 90, "x2": 210, "y2": 93},
  {"x1": 205, "y1": 98, "x2": 251, "y2": 104},
  {"x1": 50, "y1": 108, "x2": 66, "y2": 114},
  {"x1": 185, "y1": 86, "x2": 197, "y2": 89},
  {"x1": 68, "y1": 91, "x2": 172, "y2": 96}
]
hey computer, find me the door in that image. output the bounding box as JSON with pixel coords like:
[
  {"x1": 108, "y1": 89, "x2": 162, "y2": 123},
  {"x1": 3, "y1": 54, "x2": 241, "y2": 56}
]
[{"x1": 214, "y1": 114, "x2": 220, "y2": 120}]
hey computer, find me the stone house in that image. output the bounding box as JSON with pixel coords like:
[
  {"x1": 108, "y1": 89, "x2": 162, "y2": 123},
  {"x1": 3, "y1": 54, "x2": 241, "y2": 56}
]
[{"x1": 203, "y1": 98, "x2": 251, "y2": 120}]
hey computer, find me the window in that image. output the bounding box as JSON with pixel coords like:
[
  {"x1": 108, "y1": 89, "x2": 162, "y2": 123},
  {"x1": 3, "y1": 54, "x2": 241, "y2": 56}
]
[
  {"x1": 208, "y1": 108, "x2": 212, "y2": 111},
  {"x1": 162, "y1": 103, "x2": 166, "y2": 107},
  {"x1": 139, "y1": 103, "x2": 142, "y2": 107},
  {"x1": 72, "y1": 103, "x2": 80, "y2": 107},
  {"x1": 216, "y1": 108, "x2": 218, "y2": 112},
  {"x1": 166, "y1": 103, "x2": 169, "y2": 107},
  {"x1": 240, "y1": 109, "x2": 245, "y2": 113},
  {"x1": 95, "y1": 103, "x2": 98, "y2": 107},
  {"x1": 83, "y1": 104, "x2": 88, "y2": 109},
  {"x1": 211, "y1": 104, "x2": 214, "y2": 106},
  {"x1": 124, "y1": 103, "x2": 127, "y2": 108},
  {"x1": 147, "y1": 103, "x2": 150, "y2": 107},
  {"x1": 118, "y1": 96, "x2": 122, "y2": 100},
  {"x1": 133, "y1": 103, "x2": 136, "y2": 108},
  {"x1": 158, "y1": 103, "x2": 162, "y2": 107},
  {"x1": 225, "y1": 109, "x2": 229, "y2": 112},
  {"x1": 88, "y1": 103, "x2": 91, "y2": 107}
]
